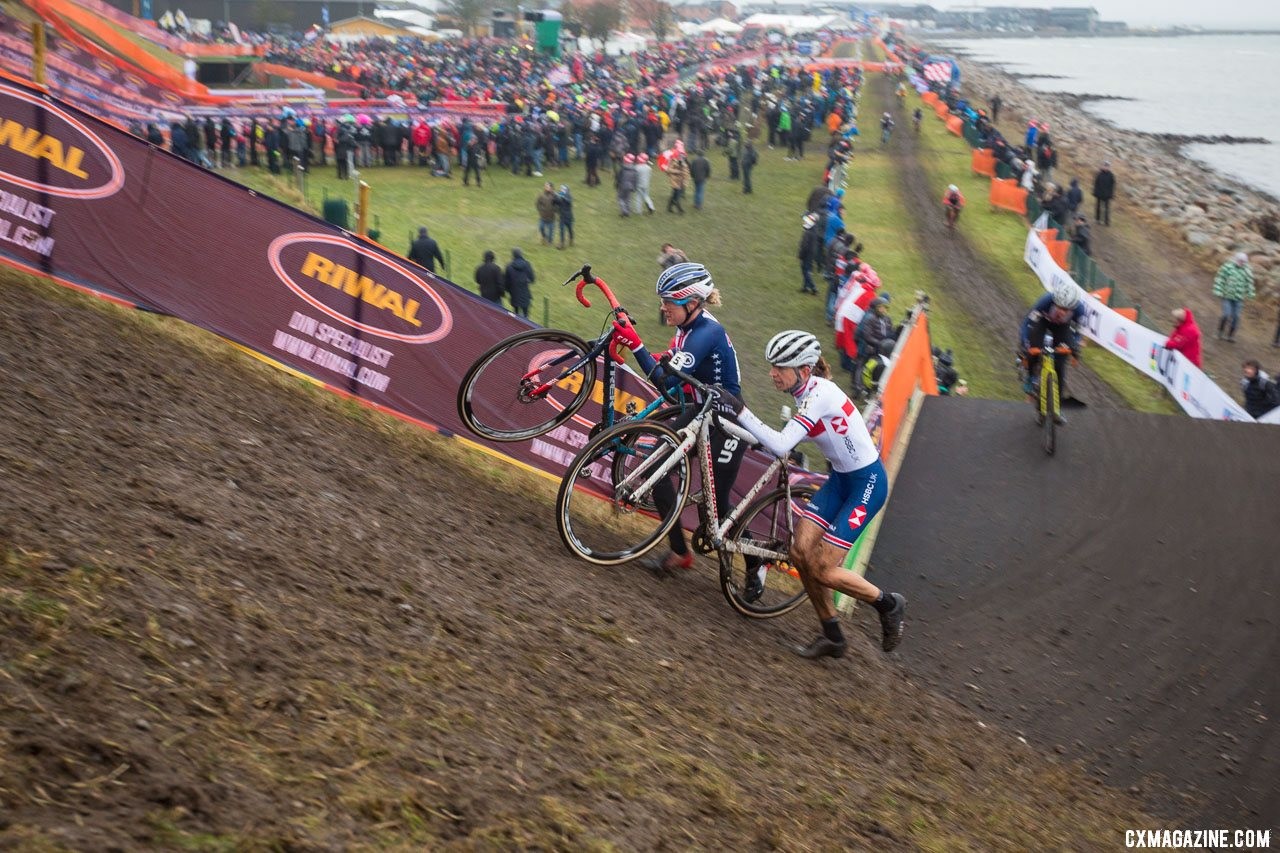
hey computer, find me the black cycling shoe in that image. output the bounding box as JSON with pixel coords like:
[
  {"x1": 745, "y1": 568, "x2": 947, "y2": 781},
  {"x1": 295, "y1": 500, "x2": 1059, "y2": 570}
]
[
  {"x1": 742, "y1": 566, "x2": 765, "y2": 603},
  {"x1": 879, "y1": 593, "x2": 906, "y2": 652},
  {"x1": 794, "y1": 635, "x2": 847, "y2": 659}
]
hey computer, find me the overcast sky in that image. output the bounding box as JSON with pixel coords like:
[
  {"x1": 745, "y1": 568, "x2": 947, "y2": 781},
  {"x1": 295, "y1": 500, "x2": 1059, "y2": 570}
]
[{"x1": 939, "y1": 1, "x2": 1278, "y2": 29}]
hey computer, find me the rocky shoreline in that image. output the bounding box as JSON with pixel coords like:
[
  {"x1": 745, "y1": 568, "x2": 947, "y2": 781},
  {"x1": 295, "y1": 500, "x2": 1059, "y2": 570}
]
[{"x1": 950, "y1": 58, "x2": 1280, "y2": 298}]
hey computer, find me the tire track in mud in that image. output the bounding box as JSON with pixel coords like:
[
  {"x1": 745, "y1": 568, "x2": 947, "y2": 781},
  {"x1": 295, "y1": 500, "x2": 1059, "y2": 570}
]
[{"x1": 873, "y1": 74, "x2": 1124, "y2": 409}]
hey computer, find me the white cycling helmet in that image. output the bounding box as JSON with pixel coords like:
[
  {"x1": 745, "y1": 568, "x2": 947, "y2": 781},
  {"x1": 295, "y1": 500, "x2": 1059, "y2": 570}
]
[
  {"x1": 656, "y1": 262, "x2": 714, "y2": 304},
  {"x1": 1051, "y1": 281, "x2": 1081, "y2": 310},
  {"x1": 948, "y1": 184, "x2": 959, "y2": 193},
  {"x1": 765, "y1": 330, "x2": 822, "y2": 368}
]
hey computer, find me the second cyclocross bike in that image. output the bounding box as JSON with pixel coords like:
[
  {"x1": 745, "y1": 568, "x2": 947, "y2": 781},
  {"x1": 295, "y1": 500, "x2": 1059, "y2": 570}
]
[
  {"x1": 457, "y1": 264, "x2": 680, "y2": 443},
  {"x1": 555, "y1": 355, "x2": 817, "y2": 619}
]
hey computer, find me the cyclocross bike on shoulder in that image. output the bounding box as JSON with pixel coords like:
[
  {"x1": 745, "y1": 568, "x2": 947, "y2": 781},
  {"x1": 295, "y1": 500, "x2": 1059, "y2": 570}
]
[
  {"x1": 556, "y1": 354, "x2": 816, "y2": 619},
  {"x1": 457, "y1": 264, "x2": 681, "y2": 443}
]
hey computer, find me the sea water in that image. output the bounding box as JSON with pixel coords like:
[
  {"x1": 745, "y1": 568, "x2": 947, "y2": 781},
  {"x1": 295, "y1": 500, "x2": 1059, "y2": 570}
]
[{"x1": 932, "y1": 34, "x2": 1280, "y2": 200}]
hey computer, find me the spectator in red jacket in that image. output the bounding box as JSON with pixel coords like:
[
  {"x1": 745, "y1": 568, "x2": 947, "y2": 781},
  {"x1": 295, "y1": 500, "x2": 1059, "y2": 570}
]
[{"x1": 1164, "y1": 307, "x2": 1202, "y2": 367}]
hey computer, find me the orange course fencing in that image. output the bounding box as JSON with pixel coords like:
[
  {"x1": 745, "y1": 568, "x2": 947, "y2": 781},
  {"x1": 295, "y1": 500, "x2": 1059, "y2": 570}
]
[
  {"x1": 1038, "y1": 229, "x2": 1070, "y2": 268},
  {"x1": 875, "y1": 311, "x2": 939, "y2": 464},
  {"x1": 972, "y1": 148, "x2": 996, "y2": 177},
  {"x1": 989, "y1": 178, "x2": 1028, "y2": 215},
  {"x1": 945, "y1": 115, "x2": 963, "y2": 136},
  {"x1": 921, "y1": 91, "x2": 938, "y2": 105}
]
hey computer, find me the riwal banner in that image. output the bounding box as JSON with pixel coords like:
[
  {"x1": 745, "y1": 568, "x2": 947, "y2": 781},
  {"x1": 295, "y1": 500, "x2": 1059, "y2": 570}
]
[
  {"x1": 0, "y1": 76, "x2": 796, "y2": 510},
  {"x1": 1022, "y1": 226, "x2": 1257, "y2": 423}
]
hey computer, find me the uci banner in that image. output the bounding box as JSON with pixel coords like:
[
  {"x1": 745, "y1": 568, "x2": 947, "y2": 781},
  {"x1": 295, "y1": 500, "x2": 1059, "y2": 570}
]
[{"x1": 1022, "y1": 226, "x2": 1256, "y2": 423}]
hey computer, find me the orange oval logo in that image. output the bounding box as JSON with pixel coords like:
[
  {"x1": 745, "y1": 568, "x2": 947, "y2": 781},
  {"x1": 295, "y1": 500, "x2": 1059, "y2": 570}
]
[
  {"x1": 268, "y1": 233, "x2": 453, "y2": 344},
  {"x1": 0, "y1": 84, "x2": 124, "y2": 200}
]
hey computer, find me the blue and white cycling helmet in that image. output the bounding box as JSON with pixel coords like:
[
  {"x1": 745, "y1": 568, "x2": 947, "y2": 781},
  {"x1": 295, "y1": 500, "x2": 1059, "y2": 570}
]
[
  {"x1": 1051, "y1": 281, "x2": 1081, "y2": 310},
  {"x1": 656, "y1": 262, "x2": 714, "y2": 305}
]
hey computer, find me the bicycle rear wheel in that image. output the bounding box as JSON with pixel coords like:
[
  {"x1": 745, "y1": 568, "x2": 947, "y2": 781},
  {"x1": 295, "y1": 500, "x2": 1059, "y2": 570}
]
[
  {"x1": 719, "y1": 484, "x2": 816, "y2": 619},
  {"x1": 457, "y1": 329, "x2": 596, "y2": 442},
  {"x1": 557, "y1": 420, "x2": 689, "y2": 565},
  {"x1": 1042, "y1": 371, "x2": 1057, "y2": 456}
]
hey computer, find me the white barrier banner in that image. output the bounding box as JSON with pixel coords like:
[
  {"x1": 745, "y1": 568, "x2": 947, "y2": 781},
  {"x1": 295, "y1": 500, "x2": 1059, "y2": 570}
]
[
  {"x1": 1260, "y1": 405, "x2": 1280, "y2": 425},
  {"x1": 1023, "y1": 228, "x2": 1257, "y2": 423}
]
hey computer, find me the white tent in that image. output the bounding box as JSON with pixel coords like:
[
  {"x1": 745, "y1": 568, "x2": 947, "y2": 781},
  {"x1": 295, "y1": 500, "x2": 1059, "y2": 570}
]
[
  {"x1": 698, "y1": 17, "x2": 744, "y2": 34},
  {"x1": 740, "y1": 13, "x2": 839, "y2": 35},
  {"x1": 578, "y1": 31, "x2": 650, "y2": 56}
]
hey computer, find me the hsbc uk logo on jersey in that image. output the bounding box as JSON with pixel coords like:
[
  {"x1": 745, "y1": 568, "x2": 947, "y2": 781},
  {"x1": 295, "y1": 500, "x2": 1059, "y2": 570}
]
[
  {"x1": 848, "y1": 504, "x2": 868, "y2": 529},
  {"x1": 831, "y1": 415, "x2": 849, "y2": 435}
]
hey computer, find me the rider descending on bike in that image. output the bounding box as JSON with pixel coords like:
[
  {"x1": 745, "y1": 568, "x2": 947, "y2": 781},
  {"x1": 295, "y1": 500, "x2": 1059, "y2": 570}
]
[
  {"x1": 912, "y1": 107, "x2": 923, "y2": 132},
  {"x1": 1020, "y1": 282, "x2": 1086, "y2": 421},
  {"x1": 709, "y1": 331, "x2": 906, "y2": 660},
  {"x1": 943, "y1": 184, "x2": 965, "y2": 219},
  {"x1": 880, "y1": 111, "x2": 894, "y2": 143},
  {"x1": 610, "y1": 262, "x2": 750, "y2": 576}
]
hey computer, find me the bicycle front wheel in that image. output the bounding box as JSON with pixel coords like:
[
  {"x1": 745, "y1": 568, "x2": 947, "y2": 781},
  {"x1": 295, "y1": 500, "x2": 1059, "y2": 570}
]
[
  {"x1": 719, "y1": 484, "x2": 816, "y2": 619},
  {"x1": 1042, "y1": 371, "x2": 1057, "y2": 456},
  {"x1": 557, "y1": 420, "x2": 689, "y2": 565},
  {"x1": 457, "y1": 329, "x2": 596, "y2": 442}
]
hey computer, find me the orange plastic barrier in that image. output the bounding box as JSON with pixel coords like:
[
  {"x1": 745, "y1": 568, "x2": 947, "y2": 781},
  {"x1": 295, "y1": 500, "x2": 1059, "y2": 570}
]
[
  {"x1": 989, "y1": 178, "x2": 1028, "y2": 215},
  {"x1": 1090, "y1": 287, "x2": 1112, "y2": 304},
  {"x1": 1114, "y1": 307, "x2": 1138, "y2": 321},
  {"x1": 921, "y1": 91, "x2": 938, "y2": 105},
  {"x1": 945, "y1": 115, "x2": 963, "y2": 135},
  {"x1": 932, "y1": 100, "x2": 950, "y2": 119},
  {"x1": 971, "y1": 148, "x2": 996, "y2": 177},
  {"x1": 877, "y1": 313, "x2": 939, "y2": 463},
  {"x1": 1038, "y1": 230, "x2": 1070, "y2": 268}
]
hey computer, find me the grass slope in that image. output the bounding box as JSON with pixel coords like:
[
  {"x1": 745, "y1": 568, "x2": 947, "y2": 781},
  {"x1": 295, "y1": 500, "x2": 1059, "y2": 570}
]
[{"x1": 0, "y1": 266, "x2": 1159, "y2": 848}]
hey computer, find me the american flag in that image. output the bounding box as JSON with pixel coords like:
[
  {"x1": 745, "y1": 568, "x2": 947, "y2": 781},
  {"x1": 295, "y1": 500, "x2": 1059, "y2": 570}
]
[{"x1": 923, "y1": 60, "x2": 951, "y2": 84}]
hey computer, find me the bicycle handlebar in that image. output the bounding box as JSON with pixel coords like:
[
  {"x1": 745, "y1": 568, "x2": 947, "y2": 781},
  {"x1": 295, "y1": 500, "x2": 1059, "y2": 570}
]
[
  {"x1": 657, "y1": 354, "x2": 760, "y2": 447},
  {"x1": 563, "y1": 263, "x2": 632, "y2": 365},
  {"x1": 1027, "y1": 345, "x2": 1076, "y2": 356}
]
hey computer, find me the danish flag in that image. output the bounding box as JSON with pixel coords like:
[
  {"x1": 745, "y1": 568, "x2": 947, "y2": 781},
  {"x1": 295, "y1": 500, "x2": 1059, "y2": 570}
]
[{"x1": 848, "y1": 504, "x2": 867, "y2": 528}]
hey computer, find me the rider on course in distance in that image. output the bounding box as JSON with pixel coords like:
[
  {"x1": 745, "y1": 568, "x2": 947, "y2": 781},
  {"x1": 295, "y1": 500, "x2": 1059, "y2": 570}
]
[
  {"x1": 610, "y1": 262, "x2": 752, "y2": 578},
  {"x1": 708, "y1": 331, "x2": 907, "y2": 660},
  {"x1": 943, "y1": 183, "x2": 965, "y2": 222},
  {"x1": 1020, "y1": 281, "x2": 1086, "y2": 412}
]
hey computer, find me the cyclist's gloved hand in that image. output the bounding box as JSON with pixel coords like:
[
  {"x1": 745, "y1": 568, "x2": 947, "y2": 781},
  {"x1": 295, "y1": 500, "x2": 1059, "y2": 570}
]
[
  {"x1": 611, "y1": 319, "x2": 644, "y2": 352},
  {"x1": 709, "y1": 384, "x2": 744, "y2": 417}
]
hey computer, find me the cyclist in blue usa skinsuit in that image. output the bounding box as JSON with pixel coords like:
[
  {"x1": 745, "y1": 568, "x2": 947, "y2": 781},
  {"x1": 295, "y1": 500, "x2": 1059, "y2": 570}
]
[
  {"x1": 610, "y1": 262, "x2": 752, "y2": 579},
  {"x1": 709, "y1": 331, "x2": 906, "y2": 660}
]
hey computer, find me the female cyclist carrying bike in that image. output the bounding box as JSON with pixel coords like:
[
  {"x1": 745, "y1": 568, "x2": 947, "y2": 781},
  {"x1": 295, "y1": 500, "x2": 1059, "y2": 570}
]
[
  {"x1": 610, "y1": 262, "x2": 751, "y2": 577},
  {"x1": 709, "y1": 331, "x2": 906, "y2": 660}
]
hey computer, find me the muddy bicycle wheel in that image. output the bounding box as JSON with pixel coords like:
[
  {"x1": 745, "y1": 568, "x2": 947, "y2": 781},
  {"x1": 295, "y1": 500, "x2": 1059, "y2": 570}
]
[
  {"x1": 719, "y1": 484, "x2": 816, "y2": 619},
  {"x1": 557, "y1": 420, "x2": 689, "y2": 565},
  {"x1": 457, "y1": 329, "x2": 595, "y2": 442}
]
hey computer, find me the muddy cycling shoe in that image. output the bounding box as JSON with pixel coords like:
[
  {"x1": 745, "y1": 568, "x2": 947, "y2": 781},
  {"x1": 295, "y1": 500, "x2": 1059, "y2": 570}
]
[
  {"x1": 742, "y1": 570, "x2": 764, "y2": 604},
  {"x1": 794, "y1": 635, "x2": 847, "y2": 660},
  {"x1": 661, "y1": 551, "x2": 694, "y2": 571},
  {"x1": 879, "y1": 593, "x2": 907, "y2": 652}
]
